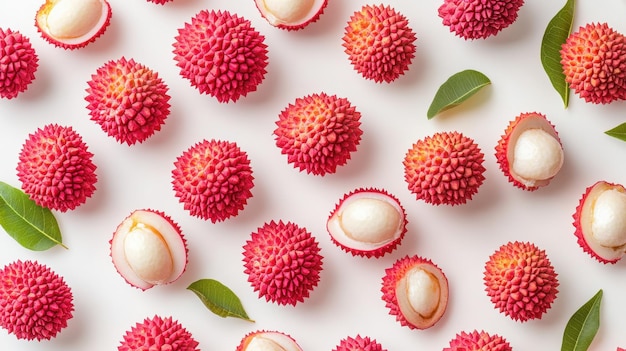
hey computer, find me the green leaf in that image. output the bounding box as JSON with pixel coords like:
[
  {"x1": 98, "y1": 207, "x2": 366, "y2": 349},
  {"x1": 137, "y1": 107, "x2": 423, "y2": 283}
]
[
  {"x1": 541, "y1": 0, "x2": 575, "y2": 108},
  {"x1": 0, "y1": 181, "x2": 66, "y2": 251},
  {"x1": 605, "y1": 123, "x2": 626, "y2": 142},
  {"x1": 187, "y1": 279, "x2": 254, "y2": 322},
  {"x1": 427, "y1": 69, "x2": 491, "y2": 119},
  {"x1": 561, "y1": 289, "x2": 603, "y2": 351}
]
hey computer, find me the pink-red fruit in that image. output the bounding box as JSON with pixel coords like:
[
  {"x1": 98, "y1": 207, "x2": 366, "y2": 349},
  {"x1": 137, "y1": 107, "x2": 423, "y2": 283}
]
[
  {"x1": 255, "y1": 0, "x2": 328, "y2": 31},
  {"x1": 236, "y1": 330, "x2": 303, "y2": 351},
  {"x1": 118, "y1": 315, "x2": 199, "y2": 351},
  {"x1": 0, "y1": 28, "x2": 38, "y2": 99},
  {"x1": 443, "y1": 330, "x2": 512, "y2": 351},
  {"x1": 438, "y1": 0, "x2": 525, "y2": 40},
  {"x1": 332, "y1": 335, "x2": 387, "y2": 351}
]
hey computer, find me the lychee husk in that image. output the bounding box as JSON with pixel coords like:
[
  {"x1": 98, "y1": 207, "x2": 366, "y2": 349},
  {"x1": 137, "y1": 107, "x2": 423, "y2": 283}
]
[
  {"x1": 35, "y1": 0, "x2": 112, "y2": 50},
  {"x1": 255, "y1": 0, "x2": 328, "y2": 31},
  {"x1": 332, "y1": 335, "x2": 387, "y2": 351},
  {"x1": 327, "y1": 187, "x2": 407, "y2": 258},
  {"x1": 342, "y1": 4, "x2": 417, "y2": 83},
  {"x1": 484, "y1": 241, "x2": 559, "y2": 322},
  {"x1": 236, "y1": 330, "x2": 303, "y2": 351},
  {"x1": 0, "y1": 260, "x2": 74, "y2": 341},
  {"x1": 381, "y1": 255, "x2": 449, "y2": 330},
  {"x1": 0, "y1": 28, "x2": 39, "y2": 99},
  {"x1": 443, "y1": 330, "x2": 512, "y2": 351},
  {"x1": 438, "y1": 0, "x2": 525, "y2": 40},
  {"x1": 573, "y1": 181, "x2": 626, "y2": 264},
  {"x1": 118, "y1": 315, "x2": 200, "y2": 351},
  {"x1": 495, "y1": 112, "x2": 564, "y2": 191}
]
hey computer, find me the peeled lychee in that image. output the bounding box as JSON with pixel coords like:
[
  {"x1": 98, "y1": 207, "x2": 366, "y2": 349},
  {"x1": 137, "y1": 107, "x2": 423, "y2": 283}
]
[
  {"x1": 0, "y1": 260, "x2": 74, "y2": 341},
  {"x1": 342, "y1": 4, "x2": 417, "y2": 83},
  {"x1": 484, "y1": 241, "x2": 559, "y2": 322},
  {"x1": 274, "y1": 92, "x2": 363, "y2": 176},
  {"x1": 117, "y1": 315, "x2": 200, "y2": 351},
  {"x1": 381, "y1": 255, "x2": 449, "y2": 330},
  {"x1": 403, "y1": 131, "x2": 485, "y2": 206},
  {"x1": 495, "y1": 112, "x2": 564, "y2": 191},
  {"x1": 173, "y1": 9, "x2": 268, "y2": 103},
  {"x1": 242, "y1": 220, "x2": 323, "y2": 306},
  {"x1": 110, "y1": 209, "x2": 188, "y2": 290},
  {"x1": 560, "y1": 22, "x2": 626, "y2": 104},
  {"x1": 236, "y1": 330, "x2": 303, "y2": 351},
  {"x1": 17, "y1": 123, "x2": 98, "y2": 212},
  {"x1": 327, "y1": 187, "x2": 407, "y2": 258},
  {"x1": 332, "y1": 335, "x2": 387, "y2": 351},
  {"x1": 443, "y1": 330, "x2": 512, "y2": 351},
  {"x1": 35, "y1": 0, "x2": 112, "y2": 50},
  {"x1": 85, "y1": 57, "x2": 170, "y2": 145},
  {"x1": 573, "y1": 181, "x2": 626, "y2": 264},
  {"x1": 0, "y1": 28, "x2": 39, "y2": 99},
  {"x1": 255, "y1": 0, "x2": 328, "y2": 31},
  {"x1": 171, "y1": 139, "x2": 254, "y2": 223},
  {"x1": 438, "y1": 0, "x2": 525, "y2": 40}
]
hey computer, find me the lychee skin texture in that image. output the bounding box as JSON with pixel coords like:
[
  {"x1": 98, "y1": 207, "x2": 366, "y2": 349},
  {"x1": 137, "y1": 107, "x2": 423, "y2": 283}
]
[
  {"x1": 332, "y1": 335, "x2": 387, "y2": 351},
  {"x1": 173, "y1": 10, "x2": 268, "y2": 103},
  {"x1": 560, "y1": 22, "x2": 626, "y2": 104},
  {"x1": 484, "y1": 241, "x2": 559, "y2": 322},
  {"x1": 0, "y1": 260, "x2": 74, "y2": 341},
  {"x1": 274, "y1": 92, "x2": 363, "y2": 176},
  {"x1": 438, "y1": 0, "x2": 525, "y2": 40},
  {"x1": 443, "y1": 330, "x2": 512, "y2": 351},
  {"x1": 17, "y1": 124, "x2": 98, "y2": 212},
  {"x1": 118, "y1": 315, "x2": 200, "y2": 351},
  {"x1": 147, "y1": 0, "x2": 172, "y2": 4},
  {"x1": 403, "y1": 131, "x2": 486, "y2": 206},
  {"x1": 172, "y1": 139, "x2": 254, "y2": 223},
  {"x1": 242, "y1": 220, "x2": 323, "y2": 306},
  {"x1": 86, "y1": 57, "x2": 170, "y2": 145},
  {"x1": 0, "y1": 28, "x2": 38, "y2": 99},
  {"x1": 342, "y1": 4, "x2": 417, "y2": 83}
]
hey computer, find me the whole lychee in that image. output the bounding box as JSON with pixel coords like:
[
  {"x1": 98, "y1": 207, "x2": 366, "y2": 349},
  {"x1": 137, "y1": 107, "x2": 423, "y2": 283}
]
[
  {"x1": 443, "y1": 330, "x2": 512, "y2": 351},
  {"x1": 274, "y1": 92, "x2": 363, "y2": 176},
  {"x1": 403, "y1": 131, "x2": 485, "y2": 206},
  {"x1": 242, "y1": 220, "x2": 323, "y2": 306},
  {"x1": 560, "y1": 22, "x2": 626, "y2": 104},
  {"x1": 0, "y1": 28, "x2": 38, "y2": 99},
  {"x1": 484, "y1": 241, "x2": 559, "y2": 322},
  {"x1": 171, "y1": 139, "x2": 254, "y2": 223},
  {"x1": 342, "y1": 4, "x2": 417, "y2": 83},
  {"x1": 17, "y1": 123, "x2": 98, "y2": 212},
  {"x1": 117, "y1": 315, "x2": 200, "y2": 351},
  {"x1": 255, "y1": 0, "x2": 328, "y2": 31},
  {"x1": 332, "y1": 335, "x2": 387, "y2": 351},
  {"x1": 86, "y1": 57, "x2": 170, "y2": 145},
  {"x1": 236, "y1": 330, "x2": 303, "y2": 351},
  {"x1": 147, "y1": 0, "x2": 172, "y2": 4},
  {"x1": 438, "y1": 0, "x2": 525, "y2": 40},
  {"x1": 0, "y1": 260, "x2": 74, "y2": 341},
  {"x1": 173, "y1": 9, "x2": 268, "y2": 103}
]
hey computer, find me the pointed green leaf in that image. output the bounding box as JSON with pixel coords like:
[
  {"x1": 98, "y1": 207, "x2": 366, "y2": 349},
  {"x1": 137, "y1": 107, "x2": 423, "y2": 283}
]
[
  {"x1": 0, "y1": 181, "x2": 66, "y2": 251},
  {"x1": 605, "y1": 123, "x2": 626, "y2": 142},
  {"x1": 541, "y1": 0, "x2": 575, "y2": 108},
  {"x1": 427, "y1": 69, "x2": 491, "y2": 119},
  {"x1": 187, "y1": 279, "x2": 254, "y2": 322},
  {"x1": 561, "y1": 289, "x2": 602, "y2": 351}
]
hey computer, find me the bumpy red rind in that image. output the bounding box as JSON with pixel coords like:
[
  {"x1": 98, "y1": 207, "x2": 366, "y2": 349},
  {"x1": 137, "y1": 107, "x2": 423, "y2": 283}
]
[
  {"x1": 0, "y1": 28, "x2": 39, "y2": 99},
  {"x1": 438, "y1": 0, "x2": 525, "y2": 40},
  {"x1": 332, "y1": 335, "x2": 387, "y2": 351},
  {"x1": 443, "y1": 330, "x2": 512, "y2": 351},
  {"x1": 117, "y1": 315, "x2": 200, "y2": 351}
]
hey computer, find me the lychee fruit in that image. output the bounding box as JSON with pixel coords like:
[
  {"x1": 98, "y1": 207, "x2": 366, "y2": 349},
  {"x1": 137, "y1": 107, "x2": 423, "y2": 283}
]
[
  {"x1": 560, "y1": 22, "x2": 626, "y2": 104},
  {"x1": 85, "y1": 57, "x2": 171, "y2": 145},
  {"x1": 173, "y1": 9, "x2": 268, "y2": 103},
  {"x1": 110, "y1": 209, "x2": 188, "y2": 290},
  {"x1": 117, "y1": 315, "x2": 200, "y2": 351},
  {"x1": 484, "y1": 241, "x2": 559, "y2": 322},
  {"x1": 443, "y1": 330, "x2": 512, "y2": 351},
  {"x1": 332, "y1": 335, "x2": 387, "y2": 351},
  {"x1": 0, "y1": 260, "x2": 74, "y2": 341},
  {"x1": 17, "y1": 123, "x2": 98, "y2": 212},
  {"x1": 495, "y1": 112, "x2": 564, "y2": 191},
  {"x1": 274, "y1": 92, "x2": 363, "y2": 176},
  {"x1": 342, "y1": 4, "x2": 417, "y2": 83},
  {"x1": 35, "y1": 0, "x2": 112, "y2": 50},
  {"x1": 147, "y1": 0, "x2": 172, "y2": 4},
  {"x1": 403, "y1": 131, "x2": 485, "y2": 206},
  {"x1": 327, "y1": 187, "x2": 407, "y2": 258},
  {"x1": 0, "y1": 28, "x2": 39, "y2": 99},
  {"x1": 255, "y1": 0, "x2": 328, "y2": 31},
  {"x1": 573, "y1": 180, "x2": 626, "y2": 264},
  {"x1": 438, "y1": 0, "x2": 525, "y2": 40},
  {"x1": 242, "y1": 220, "x2": 323, "y2": 306},
  {"x1": 236, "y1": 330, "x2": 303, "y2": 351},
  {"x1": 381, "y1": 255, "x2": 449, "y2": 330},
  {"x1": 171, "y1": 139, "x2": 254, "y2": 223}
]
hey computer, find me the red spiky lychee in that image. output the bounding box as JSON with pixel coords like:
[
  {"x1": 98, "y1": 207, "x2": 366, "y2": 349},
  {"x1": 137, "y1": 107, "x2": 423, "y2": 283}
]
[
  {"x1": 173, "y1": 9, "x2": 268, "y2": 103},
  {"x1": 342, "y1": 4, "x2": 417, "y2": 83},
  {"x1": 86, "y1": 57, "x2": 170, "y2": 145},
  {"x1": 17, "y1": 124, "x2": 98, "y2": 212},
  {"x1": 332, "y1": 335, "x2": 387, "y2": 351},
  {"x1": 255, "y1": 0, "x2": 328, "y2": 31},
  {"x1": 443, "y1": 330, "x2": 512, "y2": 351},
  {"x1": 171, "y1": 139, "x2": 254, "y2": 223},
  {"x1": 236, "y1": 330, "x2": 303, "y2": 351},
  {"x1": 0, "y1": 260, "x2": 74, "y2": 341},
  {"x1": 242, "y1": 220, "x2": 323, "y2": 306},
  {"x1": 117, "y1": 315, "x2": 200, "y2": 351},
  {"x1": 274, "y1": 92, "x2": 363, "y2": 176},
  {"x1": 0, "y1": 28, "x2": 38, "y2": 99},
  {"x1": 438, "y1": 0, "x2": 525, "y2": 40},
  {"x1": 147, "y1": 0, "x2": 172, "y2": 4}
]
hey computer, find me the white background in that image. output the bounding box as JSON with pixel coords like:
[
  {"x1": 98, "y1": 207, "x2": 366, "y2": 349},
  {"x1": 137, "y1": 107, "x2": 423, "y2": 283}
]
[{"x1": 1, "y1": 0, "x2": 626, "y2": 350}]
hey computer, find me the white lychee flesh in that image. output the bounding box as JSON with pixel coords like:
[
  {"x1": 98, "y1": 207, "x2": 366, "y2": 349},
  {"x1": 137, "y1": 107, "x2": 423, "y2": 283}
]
[
  {"x1": 244, "y1": 332, "x2": 302, "y2": 351},
  {"x1": 255, "y1": 0, "x2": 326, "y2": 29},
  {"x1": 37, "y1": 0, "x2": 110, "y2": 45},
  {"x1": 395, "y1": 264, "x2": 448, "y2": 328}
]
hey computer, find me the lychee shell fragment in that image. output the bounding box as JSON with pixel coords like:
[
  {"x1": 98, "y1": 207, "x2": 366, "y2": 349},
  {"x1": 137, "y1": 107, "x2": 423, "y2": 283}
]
[
  {"x1": 117, "y1": 315, "x2": 200, "y2": 351},
  {"x1": 443, "y1": 330, "x2": 512, "y2": 351},
  {"x1": 0, "y1": 28, "x2": 39, "y2": 99},
  {"x1": 438, "y1": 0, "x2": 525, "y2": 40},
  {"x1": 255, "y1": 0, "x2": 328, "y2": 31},
  {"x1": 236, "y1": 330, "x2": 303, "y2": 351}
]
